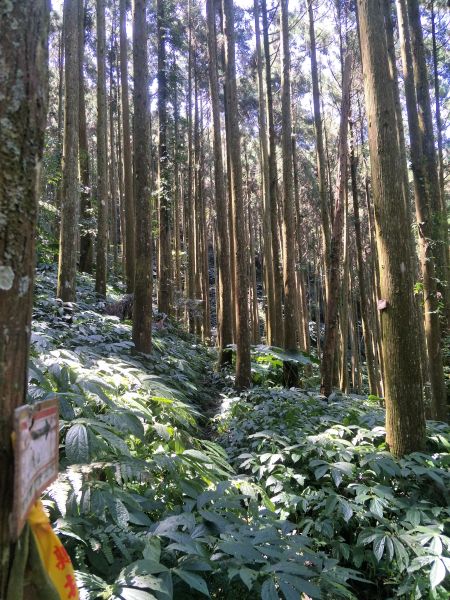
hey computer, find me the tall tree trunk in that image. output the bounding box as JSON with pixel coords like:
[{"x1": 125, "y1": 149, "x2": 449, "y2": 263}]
[
  {"x1": 95, "y1": 0, "x2": 108, "y2": 297},
  {"x1": 157, "y1": 0, "x2": 171, "y2": 315},
  {"x1": 338, "y1": 188, "x2": 349, "y2": 393},
  {"x1": 350, "y1": 126, "x2": 379, "y2": 395},
  {"x1": 186, "y1": 0, "x2": 196, "y2": 333},
  {"x1": 206, "y1": 0, "x2": 233, "y2": 364},
  {"x1": 56, "y1": 24, "x2": 64, "y2": 216},
  {"x1": 261, "y1": 0, "x2": 284, "y2": 346},
  {"x1": 0, "y1": 0, "x2": 49, "y2": 592},
  {"x1": 397, "y1": 0, "x2": 447, "y2": 421},
  {"x1": 280, "y1": 0, "x2": 299, "y2": 387},
  {"x1": 57, "y1": 0, "x2": 80, "y2": 302},
  {"x1": 119, "y1": 0, "x2": 135, "y2": 293},
  {"x1": 320, "y1": 53, "x2": 352, "y2": 397},
  {"x1": 357, "y1": 0, "x2": 425, "y2": 456},
  {"x1": 223, "y1": 0, "x2": 251, "y2": 389},
  {"x1": 254, "y1": 0, "x2": 275, "y2": 346},
  {"x1": 308, "y1": 0, "x2": 331, "y2": 305},
  {"x1": 173, "y1": 60, "x2": 182, "y2": 317},
  {"x1": 78, "y1": 0, "x2": 94, "y2": 273},
  {"x1": 132, "y1": 0, "x2": 152, "y2": 353},
  {"x1": 407, "y1": 0, "x2": 449, "y2": 324},
  {"x1": 109, "y1": 36, "x2": 119, "y2": 273},
  {"x1": 430, "y1": 0, "x2": 445, "y2": 201}
]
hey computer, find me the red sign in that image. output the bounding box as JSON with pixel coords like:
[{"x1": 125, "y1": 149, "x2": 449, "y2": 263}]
[{"x1": 13, "y1": 399, "x2": 59, "y2": 539}]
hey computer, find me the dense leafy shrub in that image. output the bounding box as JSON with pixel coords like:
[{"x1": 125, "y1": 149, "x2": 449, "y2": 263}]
[
  {"x1": 216, "y1": 389, "x2": 450, "y2": 598},
  {"x1": 29, "y1": 268, "x2": 449, "y2": 599},
  {"x1": 31, "y1": 268, "x2": 356, "y2": 600}
]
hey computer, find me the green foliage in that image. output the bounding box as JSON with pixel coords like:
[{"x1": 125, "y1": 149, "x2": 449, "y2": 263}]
[
  {"x1": 32, "y1": 268, "x2": 354, "y2": 600},
  {"x1": 216, "y1": 388, "x2": 450, "y2": 598},
  {"x1": 29, "y1": 268, "x2": 449, "y2": 599}
]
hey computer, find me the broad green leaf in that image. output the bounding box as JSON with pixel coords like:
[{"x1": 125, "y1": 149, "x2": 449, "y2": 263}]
[
  {"x1": 65, "y1": 424, "x2": 89, "y2": 463},
  {"x1": 173, "y1": 569, "x2": 210, "y2": 597},
  {"x1": 373, "y1": 536, "x2": 386, "y2": 562},
  {"x1": 430, "y1": 559, "x2": 446, "y2": 589},
  {"x1": 261, "y1": 577, "x2": 279, "y2": 600}
]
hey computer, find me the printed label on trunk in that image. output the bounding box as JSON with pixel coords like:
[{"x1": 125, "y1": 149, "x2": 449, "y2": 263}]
[{"x1": 13, "y1": 399, "x2": 59, "y2": 539}]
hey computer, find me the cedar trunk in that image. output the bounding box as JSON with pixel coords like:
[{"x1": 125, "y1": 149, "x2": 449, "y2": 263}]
[
  {"x1": 132, "y1": 0, "x2": 153, "y2": 353},
  {"x1": 96, "y1": 0, "x2": 108, "y2": 297},
  {"x1": 119, "y1": 0, "x2": 136, "y2": 293},
  {"x1": 0, "y1": 0, "x2": 49, "y2": 591},
  {"x1": 357, "y1": 0, "x2": 425, "y2": 456},
  {"x1": 223, "y1": 0, "x2": 251, "y2": 389},
  {"x1": 157, "y1": 0, "x2": 171, "y2": 315},
  {"x1": 206, "y1": 0, "x2": 233, "y2": 365},
  {"x1": 57, "y1": 0, "x2": 80, "y2": 302},
  {"x1": 320, "y1": 53, "x2": 352, "y2": 397}
]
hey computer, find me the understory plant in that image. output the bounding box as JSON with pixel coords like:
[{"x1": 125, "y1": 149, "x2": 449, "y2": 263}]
[{"x1": 28, "y1": 267, "x2": 450, "y2": 599}]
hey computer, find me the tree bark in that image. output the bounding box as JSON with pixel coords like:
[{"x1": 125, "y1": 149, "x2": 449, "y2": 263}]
[
  {"x1": 280, "y1": 0, "x2": 299, "y2": 387},
  {"x1": 261, "y1": 0, "x2": 284, "y2": 346},
  {"x1": 78, "y1": 0, "x2": 94, "y2": 273},
  {"x1": 350, "y1": 126, "x2": 379, "y2": 396},
  {"x1": 119, "y1": 0, "x2": 135, "y2": 293},
  {"x1": 0, "y1": 0, "x2": 49, "y2": 590},
  {"x1": 397, "y1": 0, "x2": 447, "y2": 421},
  {"x1": 206, "y1": 0, "x2": 233, "y2": 364},
  {"x1": 320, "y1": 52, "x2": 352, "y2": 397},
  {"x1": 308, "y1": 0, "x2": 331, "y2": 306},
  {"x1": 132, "y1": 0, "x2": 152, "y2": 353},
  {"x1": 95, "y1": 0, "x2": 108, "y2": 298},
  {"x1": 223, "y1": 0, "x2": 251, "y2": 389},
  {"x1": 407, "y1": 0, "x2": 449, "y2": 324},
  {"x1": 357, "y1": 0, "x2": 425, "y2": 456},
  {"x1": 157, "y1": 0, "x2": 171, "y2": 315},
  {"x1": 57, "y1": 0, "x2": 80, "y2": 302},
  {"x1": 254, "y1": 0, "x2": 275, "y2": 346}
]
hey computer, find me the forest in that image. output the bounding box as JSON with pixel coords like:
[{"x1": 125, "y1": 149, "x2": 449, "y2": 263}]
[{"x1": 0, "y1": 0, "x2": 449, "y2": 598}]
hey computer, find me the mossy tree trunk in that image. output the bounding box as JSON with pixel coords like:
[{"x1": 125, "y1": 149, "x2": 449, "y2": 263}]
[{"x1": 0, "y1": 0, "x2": 49, "y2": 592}]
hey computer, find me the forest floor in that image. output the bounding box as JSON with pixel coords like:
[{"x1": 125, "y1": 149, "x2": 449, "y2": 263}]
[{"x1": 29, "y1": 266, "x2": 450, "y2": 600}]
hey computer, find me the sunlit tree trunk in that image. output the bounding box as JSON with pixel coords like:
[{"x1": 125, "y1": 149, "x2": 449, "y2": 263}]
[
  {"x1": 78, "y1": 0, "x2": 94, "y2": 273},
  {"x1": 308, "y1": 0, "x2": 331, "y2": 306},
  {"x1": 0, "y1": 0, "x2": 49, "y2": 592},
  {"x1": 109, "y1": 33, "x2": 119, "y2": 273},
  {"x1": 261, "y1": 0, "x2": 284, "y2": 346},
  {"x1": 407, "y1": 0, "x2": 449, "y2": 327},
  {"x1": 357, "y1": 0, "x2": 425, "y2": 456},
  {"x1": 132, "y1": 0, "x2": 152, "y2": 353},
  {"x1": 186, "y1": 0, "x2": 196, "y2": 333},
  {"x1": 338, "y1": 188, "x2": 349, "y2": 394},
  {"x1": 320, "y1": 53, "x2": 352, "y2": 397},
  {"x1": 223, "y1": 0, "x2": 251, "y2": 389},
  {"x1": 350, "y1": 125, "x2": 379, "y2": 395},
  {"x1": 397, "y1": 0, "x2": 447, "y2": 421},
  {"x1": 57, "y1": 0, "x2": 80, "y2": 302},
  {"x1": 119, "y1": 0, "x2": 135, "y2": 293},
  {"x1": 95, "y1": 0, "x2": 108, "y2": 298},
  {"x1": 157, "y1": 0, "x2": 171, "y2": 316},
  {"x1": 254, "y1": 0, "x2": 275, "y2": 345},
  {"x1": 206, "y1": 0, "x2": 233, "y2": 364},
  {"x1": 280, "y1": 0, "x2": 299, "y2": 386}
]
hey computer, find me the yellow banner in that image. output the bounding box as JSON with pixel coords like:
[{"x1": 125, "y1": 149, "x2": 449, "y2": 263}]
[{"x1": 28, "y1": 500, "x2": 79, "y2": 600}]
